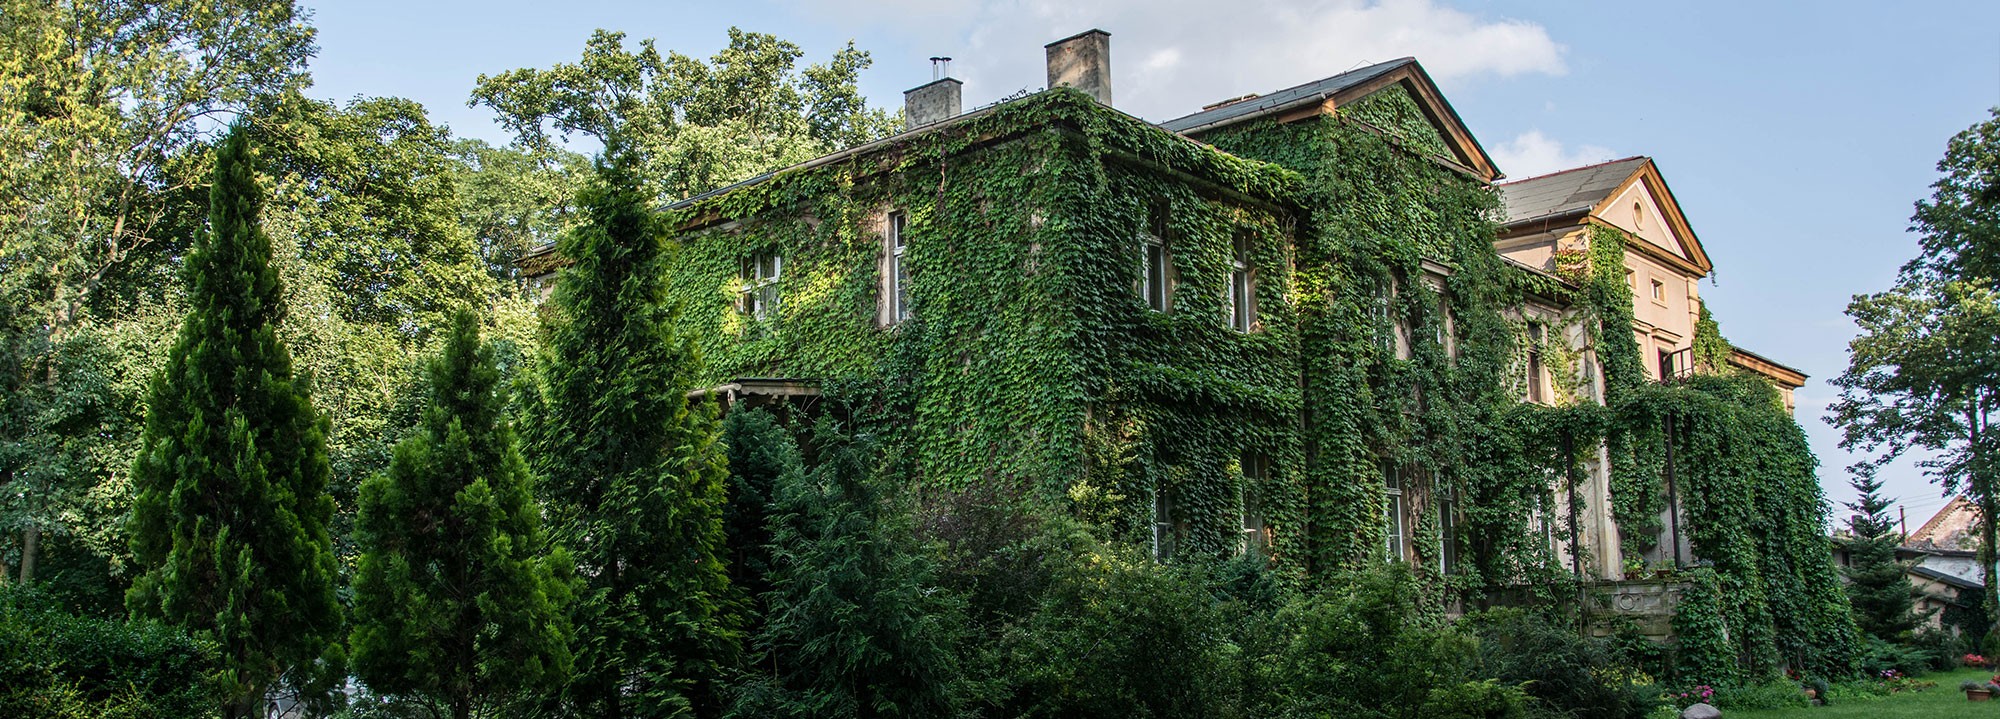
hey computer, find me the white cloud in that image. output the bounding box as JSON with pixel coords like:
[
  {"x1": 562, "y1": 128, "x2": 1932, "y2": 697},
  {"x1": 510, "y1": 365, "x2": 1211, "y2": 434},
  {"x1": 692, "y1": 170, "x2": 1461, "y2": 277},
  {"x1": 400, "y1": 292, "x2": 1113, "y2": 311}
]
[
  {"x1": 789, "y1": 0, "x2": 1566, "y2": 120},
  {"x1": 1489, "y1": 130, "x2": 1615, "y2": 179}
]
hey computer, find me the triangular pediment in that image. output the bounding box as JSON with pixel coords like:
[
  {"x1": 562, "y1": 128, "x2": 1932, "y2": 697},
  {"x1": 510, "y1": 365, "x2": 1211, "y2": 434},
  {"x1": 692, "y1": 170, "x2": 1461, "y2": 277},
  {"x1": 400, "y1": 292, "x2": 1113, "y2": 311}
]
[{"x1": 1590, "y1": 159, "x2": 1711, "y2": 276}]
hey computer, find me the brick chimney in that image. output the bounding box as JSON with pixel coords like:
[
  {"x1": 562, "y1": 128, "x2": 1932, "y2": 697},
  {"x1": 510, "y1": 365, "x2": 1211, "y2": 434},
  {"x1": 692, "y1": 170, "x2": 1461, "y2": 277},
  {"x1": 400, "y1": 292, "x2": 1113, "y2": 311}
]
[
  {"x1": 1045, "y1": 29, "x2": 1111, "y2": 106},
  {"x1": 904, "y1": 77, "x2": 963, "y2": 130}
]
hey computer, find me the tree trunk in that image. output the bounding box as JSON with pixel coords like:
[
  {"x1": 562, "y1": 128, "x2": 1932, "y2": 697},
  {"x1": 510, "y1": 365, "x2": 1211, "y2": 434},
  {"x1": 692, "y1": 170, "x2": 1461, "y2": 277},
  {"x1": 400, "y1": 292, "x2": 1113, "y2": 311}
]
[{"x1": 18, "y1": 525, "x2": 37, "y2": 585}]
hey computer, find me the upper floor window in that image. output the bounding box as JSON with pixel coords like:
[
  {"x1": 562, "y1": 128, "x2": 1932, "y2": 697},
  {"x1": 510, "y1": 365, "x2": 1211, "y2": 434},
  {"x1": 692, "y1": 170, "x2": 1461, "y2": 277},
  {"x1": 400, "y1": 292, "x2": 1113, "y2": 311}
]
[
  {"x1": 1140, "y1": 202, "x2": 1171, "y2": 312},
  {"x1": 739, "y1": 251, "x2": 781, "y2": 321},
  {"x1": 1526, "y1": 322, "x2": 1548, "y2": 404},
  {"x1": 887, "y1": 211, "x2": 911, "y2": 324},
  {"x1": 1650, "y1": 278, "x2": 1666, "y2": 303},
  {"x1": 1153, "y1": 485, "x2": 1176, "y2": 562},
  {"x1": 1371, "y1": 277, "x2": 1394, "y2": 351},
  {"x1": 1227, "y1": 234, "x2": 1254, "y2": 332}
]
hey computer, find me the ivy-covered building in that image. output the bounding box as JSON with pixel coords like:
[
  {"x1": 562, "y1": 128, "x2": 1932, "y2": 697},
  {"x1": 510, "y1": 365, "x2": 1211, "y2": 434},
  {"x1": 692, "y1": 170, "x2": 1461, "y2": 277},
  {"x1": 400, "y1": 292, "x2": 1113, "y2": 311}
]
[{"x1": 523, "y1": 31, "x2": 1853, "y2": 663}]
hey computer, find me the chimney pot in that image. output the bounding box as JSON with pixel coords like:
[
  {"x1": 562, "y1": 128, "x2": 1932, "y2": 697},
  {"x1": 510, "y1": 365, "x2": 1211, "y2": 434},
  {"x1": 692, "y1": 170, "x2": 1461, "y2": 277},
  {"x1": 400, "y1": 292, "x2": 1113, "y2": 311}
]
[
  {"x1": 903, "y1": 77, "x2": 963, "y2": 130},
  {"x1": 1045, "y1": 29, "x2": 1112, "y2": 106}
]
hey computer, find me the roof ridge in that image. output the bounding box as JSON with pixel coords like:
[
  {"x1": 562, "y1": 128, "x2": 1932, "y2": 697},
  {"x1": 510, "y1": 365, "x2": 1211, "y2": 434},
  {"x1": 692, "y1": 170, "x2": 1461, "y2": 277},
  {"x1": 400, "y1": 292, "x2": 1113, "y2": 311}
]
[
  {"x1": 1499, "y1": 155, "x2": 1648, "y2": 186},
  {"x1": 1161, "y1": 57, "x2": 1414, "y2": 127}
]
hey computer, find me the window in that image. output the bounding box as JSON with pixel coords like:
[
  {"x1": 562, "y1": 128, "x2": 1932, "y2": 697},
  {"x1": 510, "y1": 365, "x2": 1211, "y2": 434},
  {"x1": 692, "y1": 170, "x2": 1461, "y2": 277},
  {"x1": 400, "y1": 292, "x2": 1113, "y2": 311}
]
[
  {"x1": 1383, "y1": 460, "x2": 1406, "y2": 563},
  {"x1": 1439, "y1": 487, "x2": 1459, "y2": 574},
  {"x1": 739, "y1": 251, "x2": 781, "y2": 321},
  {"x1": 1371, "y1": 277, "x2": 1394, "y2": 351},
  {"x1": 1153, "y1": 487, "x2": 1175, "y2": 561},
  {"x1": 1649, "y1": 278, "x2": 1665, "y2": 303},
  {"x1": 887, "y1": 211, "x2": 910, "y2": 323},
  {"x1": 1140, "y1": 202, "x2": 1171, "y2": 312},
  {"x1": 1240, "y1": 455, "x2": 1269, "y2": 555},
  {"x1": 1432, "y1": 293, "x2": 1452, "y2": 350},
  {"x1": 1227, "y1": 234, "x2": 1254, "y2": 332},
  {"x1": 1658, "y1": 348, "x2": 1677, "y2": 380},
  {"x1": 1526, "y1": 322, "x2": 1547, "y2": 404}
]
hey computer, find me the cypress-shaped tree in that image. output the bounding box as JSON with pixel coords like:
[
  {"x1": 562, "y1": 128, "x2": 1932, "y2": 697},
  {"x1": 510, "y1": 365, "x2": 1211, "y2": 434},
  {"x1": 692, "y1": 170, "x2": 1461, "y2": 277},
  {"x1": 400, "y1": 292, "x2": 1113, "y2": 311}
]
[
  {"x1": 126, "y1": 125, "x2": 343, "y2": 718},
  {"x1": 1843, "y1": 473, "x2": 1923, "y2": 643},
  {"x1": 730, "y1": 426, "x2": 964, "y2": 718},
  {"x1": 350, "y1": 308, "x2": 576, "y2": 718},
  {"x1": 529, "y1": 145, "x2": 738, "y2": 718},
  {"x1": 720, "y1": 407, "x2": 801, "y2": 633}
]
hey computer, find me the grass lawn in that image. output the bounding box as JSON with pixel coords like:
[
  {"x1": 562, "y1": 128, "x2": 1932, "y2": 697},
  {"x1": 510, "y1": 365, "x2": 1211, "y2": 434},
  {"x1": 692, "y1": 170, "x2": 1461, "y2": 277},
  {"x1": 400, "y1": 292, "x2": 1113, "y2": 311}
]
[{"x1": 1729, "y1": 668, "x2": 2000, "y2": 719}]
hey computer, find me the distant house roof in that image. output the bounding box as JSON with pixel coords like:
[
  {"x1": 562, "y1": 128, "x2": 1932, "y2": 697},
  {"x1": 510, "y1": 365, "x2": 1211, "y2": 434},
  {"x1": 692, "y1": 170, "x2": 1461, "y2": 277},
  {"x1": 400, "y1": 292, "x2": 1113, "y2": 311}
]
[
  {"x1": 1908, "y1": 496, "x2": 1981, "y2": 550},
  {"x1": 1910, "y1": 564, "x2": 1982, "y2": 592},
  {"x1": 1497, "y1": 156, "x2": 1651, "y2": 226},
  {"x1": 1158, "y1": 57, "x2": 1501, "y2": 182}
]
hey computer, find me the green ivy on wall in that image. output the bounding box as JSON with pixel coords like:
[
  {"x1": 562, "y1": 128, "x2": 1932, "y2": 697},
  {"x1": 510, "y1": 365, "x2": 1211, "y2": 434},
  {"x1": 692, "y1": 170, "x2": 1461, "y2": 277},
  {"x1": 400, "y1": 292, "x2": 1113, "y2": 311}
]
[{"x1": 616, "y1": 84, "x2": 1857, "y2": 677}]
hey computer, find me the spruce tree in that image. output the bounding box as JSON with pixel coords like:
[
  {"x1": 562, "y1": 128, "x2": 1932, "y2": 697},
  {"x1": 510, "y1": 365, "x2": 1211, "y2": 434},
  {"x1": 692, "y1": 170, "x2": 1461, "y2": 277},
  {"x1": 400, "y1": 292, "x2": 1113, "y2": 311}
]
[
  {"x1": 350, "y1": 309, "x2": 575, "y2": 718},
  {"x1": 125, "y1": 125, "x2": 342, "y2": 718},
  {"x1": 731, "y1": 427, "x2": 964, "y2": 718},
  {"x1": 1843, "y1": 473, "x2": 1923, "y2": 643},
  {"x1": 529, "y1": 146, "x2": 738, "y2": 718}
]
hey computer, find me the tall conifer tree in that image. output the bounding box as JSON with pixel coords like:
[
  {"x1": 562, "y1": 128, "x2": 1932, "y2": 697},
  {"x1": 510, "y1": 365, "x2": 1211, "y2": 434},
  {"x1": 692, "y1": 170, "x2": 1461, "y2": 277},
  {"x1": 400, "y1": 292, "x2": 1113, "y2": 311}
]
[
  {"x1": 350, "y1": 309, "x2": 575, "y2": 718},
  {"x1": 529, "y1": 145, "x2": 737, "y2": 718},
  {"x1": 126, "y1": 126, "x2": 342, "y2": 718},
  {"x1": 1843, "y1": 474, "x2": 1923, "y2": 643}
]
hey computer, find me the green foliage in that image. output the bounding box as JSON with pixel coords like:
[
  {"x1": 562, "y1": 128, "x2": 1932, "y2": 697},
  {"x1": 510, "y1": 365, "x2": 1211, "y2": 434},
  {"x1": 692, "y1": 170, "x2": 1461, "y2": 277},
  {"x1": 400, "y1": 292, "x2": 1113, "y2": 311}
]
[
  {"x1": 1241, "y1": 567, "x2": 1523, "y2": 719},
  {"x1": 471, "y1": 27, "x2": 896, "y2": 201},
  {"x1": 1843, "y1": 473, "x2": 1924, "y2": 643},
  {"x1": 528, "y1": 146, "x2": 738, "y2": 717},
  {"x1": 1672, "y1": 568, "x2": 1738, "y2": 687},
  {"x1": 719, "y1": 408, "x2": 799, "y2": 634},
  {"x1": 730, "y1": 424, "x2": 965, "y2": 718},
  {"x1": 1835, "y1": 107, "x2": 2000, "y2": 647},
  {"x1": 0, "y1": 586, "x2": 222, "y2": 718},
  {"x1": 449, "y1": 139, "x2": 590, "y2": 282},
  {"x1": 1469, "y1": 608, "x2": 1668, "y2": 719},
  {"x1": 994, "y1": 530, "x2": 1244, "y2": 718},
  {"x1": 1692, "y1": 304, "x2": 1731, "y2": 373},
  {"x1": 125, "y1": 126, "x2": 343, "y2": 717},
  {"x1": 0, "y1": 0, "x2": 313, "y2": 592},
  {"x1": 350, "y1": 309, "x2": 574, "y2": 718}
]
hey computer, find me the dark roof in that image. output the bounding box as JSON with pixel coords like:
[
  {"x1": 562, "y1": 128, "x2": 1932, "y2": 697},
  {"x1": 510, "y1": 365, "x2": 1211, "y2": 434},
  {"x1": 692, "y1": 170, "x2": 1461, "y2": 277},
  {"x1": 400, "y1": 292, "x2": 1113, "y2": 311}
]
[
  {"x1": 1497, "y1": 156, "x2": 1649, "y2": 226},
  {"x1": 1910, "y1": 565, "x2": 1983, "y2": 591},
  {"x1": 1158, "y1": 58, "x2": 1415, "y2": 134}
]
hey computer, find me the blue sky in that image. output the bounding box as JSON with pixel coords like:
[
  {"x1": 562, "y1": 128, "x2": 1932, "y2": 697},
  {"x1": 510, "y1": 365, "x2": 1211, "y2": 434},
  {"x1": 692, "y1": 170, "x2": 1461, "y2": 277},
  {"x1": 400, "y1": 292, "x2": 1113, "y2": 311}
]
[{"x1": 305, "y1": 0, "x2": 2000, "y2": 528}]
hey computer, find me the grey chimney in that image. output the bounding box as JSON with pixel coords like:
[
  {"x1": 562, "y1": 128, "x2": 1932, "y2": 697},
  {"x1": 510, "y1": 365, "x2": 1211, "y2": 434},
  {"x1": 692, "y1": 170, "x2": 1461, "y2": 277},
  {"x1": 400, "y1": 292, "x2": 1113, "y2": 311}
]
[
  {"x1": 904, "y1": 77, "x2": 963, "y2": 130},
  {"x1": 1045, "y1": 29, "x2": 1111, "y2": 106}
]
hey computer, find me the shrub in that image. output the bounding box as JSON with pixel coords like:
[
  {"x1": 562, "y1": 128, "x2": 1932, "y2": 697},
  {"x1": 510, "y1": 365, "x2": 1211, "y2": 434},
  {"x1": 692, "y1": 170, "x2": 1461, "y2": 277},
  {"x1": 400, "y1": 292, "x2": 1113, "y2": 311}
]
[
  {"x1": 1707, "y1": 680, "x2": 1808, "y2": 711},
  {"x1": 1245, "y1": 566, "x2": 1524, "y2": 719},
  {"x1": 992, "y1": 530, "x2": 1242, "y2": 719},
  {"x1": 1857, "y1": 636, "x2": 1933, "y2": 676},
  {"x1": 0, "y1": 587, "x2": 221, "y2": 718},
  {"x1": 1468, "y1": 608, "x2": 1666, "y2": 719}
]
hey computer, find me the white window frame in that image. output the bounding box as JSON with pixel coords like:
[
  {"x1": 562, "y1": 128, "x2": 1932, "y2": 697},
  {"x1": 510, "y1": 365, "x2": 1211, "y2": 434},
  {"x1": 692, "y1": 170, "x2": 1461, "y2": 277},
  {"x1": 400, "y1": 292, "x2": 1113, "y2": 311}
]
[
  {"x1": 739, "y1": 251, "x2": 781, "y2": 321},
  {"x1": 1227, "y1": 234, "x2": 1254, "y2": 332},
  {"x1": 887, "y1": 211, "x2": 910, "y2": 324},
  {"x1": 1240, "y1": 455, "x2": 1268, "y2": 555},
  {"x1": 1383, "y1": 461, "x2": 1406, "y2": 563},
  {"x1": 1526, "y1": 321, "x2": 1548, "y2": 404},
  {"x1": 1140, "y1": 211, "x2": 1169, "y2": 312},
  {"x1": 1438, "y1": 486, "x2": 1458, "y2": 575}
]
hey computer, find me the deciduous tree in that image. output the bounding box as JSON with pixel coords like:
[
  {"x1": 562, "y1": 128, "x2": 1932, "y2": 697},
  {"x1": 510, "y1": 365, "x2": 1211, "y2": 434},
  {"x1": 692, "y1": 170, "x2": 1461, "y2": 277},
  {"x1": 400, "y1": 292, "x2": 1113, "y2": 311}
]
[{"x1": 470, "y1": 28, "x2": 895, "y2": 201}]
